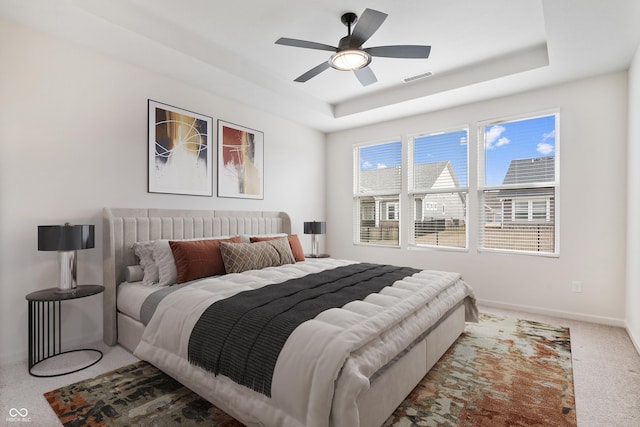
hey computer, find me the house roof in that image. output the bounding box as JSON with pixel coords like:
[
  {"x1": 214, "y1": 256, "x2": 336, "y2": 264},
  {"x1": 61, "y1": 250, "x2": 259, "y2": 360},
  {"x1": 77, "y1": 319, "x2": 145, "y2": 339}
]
[
  {"x1": 498, "y1": 156, "x2": 555, "y2": 199},
  {"x1": 502, "y1": 156, "x2": 555, "y2": 184},
  {"x1": 359, "y1": 166, "x2": 402, "y2": 193},
  {"x1": 359, "y1": 160, "x2": 459, "y2": 193},
  {"x1": 413, "y1": 161, "x2": 452, "y2": 190}
]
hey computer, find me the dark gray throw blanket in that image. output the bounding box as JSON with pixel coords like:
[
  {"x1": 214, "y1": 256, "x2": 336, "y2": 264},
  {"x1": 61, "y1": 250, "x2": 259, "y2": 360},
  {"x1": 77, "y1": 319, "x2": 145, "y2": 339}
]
[{"x1": 187, "y1": 263, "x2": 420, "y2": 397}]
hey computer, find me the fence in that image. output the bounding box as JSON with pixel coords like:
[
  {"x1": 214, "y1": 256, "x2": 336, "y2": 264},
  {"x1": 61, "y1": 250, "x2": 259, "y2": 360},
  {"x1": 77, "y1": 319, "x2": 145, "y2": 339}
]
[
  {"x1": 359, "y1": 225, "x2": 399, "y2": 245},
  {"x1": 359, "y1": 221, "x2": 554, "y2": 252},
  {"x1": 482, "y1": 223, "x2": 555, "y2": 252}
]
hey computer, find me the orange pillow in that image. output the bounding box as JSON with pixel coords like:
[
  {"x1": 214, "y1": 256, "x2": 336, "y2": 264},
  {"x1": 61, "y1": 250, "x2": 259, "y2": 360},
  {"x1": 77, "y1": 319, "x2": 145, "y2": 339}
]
[
  {"x1": 169, "y1": 236, "x2": 242, "y2": 283},
  {"x1": 250, "y1": 234, "x2": 305, "y2": 262}
]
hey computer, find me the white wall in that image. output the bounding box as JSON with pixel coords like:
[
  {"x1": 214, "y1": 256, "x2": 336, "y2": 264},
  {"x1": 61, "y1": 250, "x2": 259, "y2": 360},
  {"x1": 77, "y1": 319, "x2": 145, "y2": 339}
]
[
  {"x1": 0, "y1": 19, "x2": 326, "y2": 364},
  {"x1": 327, "y1": 73, "x2": 628, "y2": 325},
  {"x1": 627, "y1": 44, "x2": 640, "y2": 352}
]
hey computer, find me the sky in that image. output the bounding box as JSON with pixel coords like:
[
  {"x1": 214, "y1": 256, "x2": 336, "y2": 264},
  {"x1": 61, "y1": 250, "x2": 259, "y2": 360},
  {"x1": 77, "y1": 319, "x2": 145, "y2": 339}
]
[
  {"x1": 483, "y1": 114, "x2": 556, "y2": 186},
  {"x1": 358, "y1": 114, "x2": 556, "y2": 188},
  {"x1": 359, "y1": 141, "x2": 402, "y2": 171}
]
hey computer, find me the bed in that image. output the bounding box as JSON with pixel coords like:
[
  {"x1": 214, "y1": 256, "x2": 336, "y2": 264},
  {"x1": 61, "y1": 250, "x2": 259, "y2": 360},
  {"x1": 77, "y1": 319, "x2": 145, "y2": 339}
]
[{"x1": 103, "y1": 207, "x2": 477, "y2": 427}]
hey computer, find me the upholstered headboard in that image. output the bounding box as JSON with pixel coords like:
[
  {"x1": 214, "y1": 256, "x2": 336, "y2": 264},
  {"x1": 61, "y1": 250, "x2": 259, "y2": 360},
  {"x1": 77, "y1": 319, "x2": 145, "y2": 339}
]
[{"x1": 103, "y1": 207, "x2": 292, "y2": 345}]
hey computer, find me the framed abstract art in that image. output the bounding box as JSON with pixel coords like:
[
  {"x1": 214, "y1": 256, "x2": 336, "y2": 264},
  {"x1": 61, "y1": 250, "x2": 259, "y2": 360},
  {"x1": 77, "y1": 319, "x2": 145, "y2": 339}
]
[
  {"x1": 217, "y1": 120, "x2": 264, "y2": 199},
  {"x1": 148, "y1": 100, "x2": 213, "y2": 196}
]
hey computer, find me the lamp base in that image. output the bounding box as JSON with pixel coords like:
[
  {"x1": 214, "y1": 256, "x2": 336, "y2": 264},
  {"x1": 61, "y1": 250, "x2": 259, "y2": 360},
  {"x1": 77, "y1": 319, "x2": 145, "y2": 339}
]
[
  {"x1": 58, "y1": 250, "x2": 78, "y2": 291},
  {"x1": 306, "y1": 253, "x2": 330, "y2": 258}
]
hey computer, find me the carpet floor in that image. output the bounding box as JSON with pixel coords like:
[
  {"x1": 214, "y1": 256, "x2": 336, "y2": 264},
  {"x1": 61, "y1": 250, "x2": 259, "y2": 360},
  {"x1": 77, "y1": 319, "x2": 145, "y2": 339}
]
[{"x1": 44, "y1": 313, "x2": 576, "y2": 426}]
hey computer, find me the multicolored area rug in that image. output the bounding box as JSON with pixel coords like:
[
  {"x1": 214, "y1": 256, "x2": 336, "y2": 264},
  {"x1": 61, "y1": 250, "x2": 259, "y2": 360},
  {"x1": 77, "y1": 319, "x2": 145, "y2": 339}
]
[
  {"x1": 384, "y1": 313, "x2": 576, "y2": 426},
  {"x1": 45, "y1": 313, "x2": 576, "y2": 426}
]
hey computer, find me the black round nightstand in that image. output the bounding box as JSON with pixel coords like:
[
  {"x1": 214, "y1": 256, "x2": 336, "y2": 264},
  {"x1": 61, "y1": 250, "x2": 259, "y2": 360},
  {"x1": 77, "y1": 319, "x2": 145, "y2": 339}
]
[{"x1": 26, "y1": 285, "x2": 104, "y2": 377}]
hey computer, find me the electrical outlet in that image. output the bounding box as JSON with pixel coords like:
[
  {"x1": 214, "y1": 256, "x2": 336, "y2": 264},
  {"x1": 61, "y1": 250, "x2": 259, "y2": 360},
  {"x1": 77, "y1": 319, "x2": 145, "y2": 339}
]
[{"x1": 571, "y1": 281, "x2": 583, "y2": 293}]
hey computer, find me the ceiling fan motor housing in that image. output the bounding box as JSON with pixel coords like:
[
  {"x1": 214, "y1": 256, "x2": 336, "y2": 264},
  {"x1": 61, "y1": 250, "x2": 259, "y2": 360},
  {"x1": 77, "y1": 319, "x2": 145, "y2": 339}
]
[
  {"x1": 338, "y1": 36, "x2": 351, "y2": 51},
  {"x1": 341, "y1": 12, "x2": 358, "y2": 28}
]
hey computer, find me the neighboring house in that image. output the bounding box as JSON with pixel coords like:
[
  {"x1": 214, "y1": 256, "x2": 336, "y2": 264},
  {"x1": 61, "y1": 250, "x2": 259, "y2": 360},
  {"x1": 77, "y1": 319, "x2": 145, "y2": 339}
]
[
  {"x1": 490, "y1": 156, "x2": 555, "y2": 224},
  {"x1": 412, "y1": 161, "x2": 466, "y2": 226},
  {"x1": 359, "y1": 161, "x2": 465, "y2": 229},
  {"x1": 358, "y1": 165, "x2": 401, "y2": 229}
]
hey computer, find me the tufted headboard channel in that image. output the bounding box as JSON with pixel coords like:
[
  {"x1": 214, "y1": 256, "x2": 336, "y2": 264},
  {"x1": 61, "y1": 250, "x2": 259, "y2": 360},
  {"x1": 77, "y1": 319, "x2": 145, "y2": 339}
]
[{"x1": 103, "y1": 207, "x2": 291, "y2": 346}]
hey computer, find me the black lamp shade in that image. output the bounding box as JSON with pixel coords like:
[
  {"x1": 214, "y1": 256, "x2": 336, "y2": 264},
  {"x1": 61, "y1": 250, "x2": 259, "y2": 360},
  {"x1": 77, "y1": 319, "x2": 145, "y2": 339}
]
[
  {"x1": 304, "y1": 221, "x2": 326, "y2": 235},
  {"x1": 38, "y1": 224, "x2": 95, "y2": 251}
]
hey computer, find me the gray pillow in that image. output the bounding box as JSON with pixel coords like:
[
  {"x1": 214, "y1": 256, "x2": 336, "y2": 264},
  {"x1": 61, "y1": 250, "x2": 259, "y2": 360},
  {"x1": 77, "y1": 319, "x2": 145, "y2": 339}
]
[{"x1": 219, "y1": 237, "x2": 295, "y2": 274}]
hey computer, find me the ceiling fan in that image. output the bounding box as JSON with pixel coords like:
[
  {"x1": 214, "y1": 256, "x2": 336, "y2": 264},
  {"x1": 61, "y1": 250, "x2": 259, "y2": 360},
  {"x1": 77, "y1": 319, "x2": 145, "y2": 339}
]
[{"x1": 275, "y1": 8, "x2": 431, "y2": 87}]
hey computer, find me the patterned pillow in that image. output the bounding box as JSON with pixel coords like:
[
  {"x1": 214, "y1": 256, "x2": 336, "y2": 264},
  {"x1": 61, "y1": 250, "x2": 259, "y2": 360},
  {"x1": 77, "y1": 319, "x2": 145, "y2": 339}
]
[
  {"x1": 250, "y1": 234, "x2": 305, "y2": 262},
  {"x1": 219, "y1": 237, "x2": 295, "y2": 274}
]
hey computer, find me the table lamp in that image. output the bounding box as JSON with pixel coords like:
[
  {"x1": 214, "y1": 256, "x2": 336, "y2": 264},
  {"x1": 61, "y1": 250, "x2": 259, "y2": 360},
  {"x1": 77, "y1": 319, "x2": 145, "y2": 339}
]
[
  {"x1": 303, "y1": 221, "x2": 326, "y2": 257},
  {"x1": 38, "y1": 223, "x2": 95, "y2": 291}
]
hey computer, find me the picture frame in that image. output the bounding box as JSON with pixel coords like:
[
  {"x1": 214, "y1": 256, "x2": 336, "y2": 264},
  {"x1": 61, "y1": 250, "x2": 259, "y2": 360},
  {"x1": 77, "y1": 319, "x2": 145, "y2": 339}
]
[
  {"x1": 148, "y1": 100, "x2": 213, "y2": 196},
  {"x1": 217, "y1": 120, "x2": 264, "y2": 199}
]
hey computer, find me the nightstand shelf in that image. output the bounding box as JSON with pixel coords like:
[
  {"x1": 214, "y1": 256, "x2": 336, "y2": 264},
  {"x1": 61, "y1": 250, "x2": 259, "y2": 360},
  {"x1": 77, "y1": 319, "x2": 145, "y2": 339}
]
[{"x1": 26, "y1": 285, "x2": 104, "y2": 377}]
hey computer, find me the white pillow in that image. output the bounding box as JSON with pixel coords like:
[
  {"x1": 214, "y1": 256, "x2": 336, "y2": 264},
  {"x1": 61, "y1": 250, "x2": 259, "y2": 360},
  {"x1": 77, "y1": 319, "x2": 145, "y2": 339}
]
[
  {"x1": 154, "y1": 236, "x2": 234, "y2": 287},
  {"x1": 133, "y1": 240, "x2": 160, "y2": 286},
  {"x1": 124, "y1": 265, "x2": 144, "y2": 283}
]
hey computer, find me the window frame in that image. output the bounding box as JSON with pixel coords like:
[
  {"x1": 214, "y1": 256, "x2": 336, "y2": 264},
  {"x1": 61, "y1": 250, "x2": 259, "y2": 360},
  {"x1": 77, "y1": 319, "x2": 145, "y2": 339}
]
[
  {"x1": 407, "y1": 126, "x2": 470, "y2": 250},
  {"x1": 353, "y1": 138, "x2": 403, "y2": 247},
  {"x1": 477, "y1": 110, "x2": 560, "y2": 257}
]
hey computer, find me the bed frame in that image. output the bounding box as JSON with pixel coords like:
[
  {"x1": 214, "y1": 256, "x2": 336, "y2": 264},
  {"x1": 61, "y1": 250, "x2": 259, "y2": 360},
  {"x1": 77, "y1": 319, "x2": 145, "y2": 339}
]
[
  {"x1": 102, "y1": 207, "x2": 291, "y2": 347},
  {"x1": 102, "y1": 207, "x2": 466, "y2": 427}
]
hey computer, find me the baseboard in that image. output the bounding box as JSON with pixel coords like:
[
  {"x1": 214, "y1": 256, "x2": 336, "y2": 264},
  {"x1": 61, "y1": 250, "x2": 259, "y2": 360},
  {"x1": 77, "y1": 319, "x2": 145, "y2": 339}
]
[
  {"x1": 626, "y1": 325, "x2": 640, "y2": 356},
  {"x1": 478, "y1": 299, "x2": 626, "y2": 328}
]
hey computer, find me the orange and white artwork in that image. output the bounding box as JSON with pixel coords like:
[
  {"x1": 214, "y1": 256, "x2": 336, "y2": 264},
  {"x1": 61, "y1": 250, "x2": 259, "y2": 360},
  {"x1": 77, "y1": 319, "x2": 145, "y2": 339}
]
[{"x1": 218, "y1": 120, "x2": 264, "y2": 199}]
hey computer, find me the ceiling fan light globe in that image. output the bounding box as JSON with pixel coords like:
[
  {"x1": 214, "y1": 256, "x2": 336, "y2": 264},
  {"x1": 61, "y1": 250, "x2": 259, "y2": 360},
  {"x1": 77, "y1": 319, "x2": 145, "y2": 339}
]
[{"x1": 331, "y1": 50, "x2": 371, "y2": 71}]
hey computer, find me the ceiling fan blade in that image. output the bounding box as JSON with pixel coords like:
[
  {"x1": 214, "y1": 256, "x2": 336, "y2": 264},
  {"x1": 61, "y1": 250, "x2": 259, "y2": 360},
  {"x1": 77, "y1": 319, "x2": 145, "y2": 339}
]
[
  {"x1": 349, "y1": 8, "x2": 387, "y2": 48},
  {"x1": 294, "y1": 61, "x2": 331, "y2": 82},
  {"x1": 365, "y1": 45, "x2": 431, "y2": 59},
  {"x1": 354, "y1": 66, "x2": 377, "y2": 86},
  {"x1": 275, "y1": 37, "x2": 337, "y2": 52}
]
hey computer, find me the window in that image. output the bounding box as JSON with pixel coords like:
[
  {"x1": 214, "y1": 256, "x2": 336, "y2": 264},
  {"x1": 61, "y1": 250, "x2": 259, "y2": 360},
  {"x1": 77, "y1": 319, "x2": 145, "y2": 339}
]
[
  {"x1": 479, "y1": 113, "x2": 558, "y2": 254},
  {"x1": 354, "y1": 141, "x2": 401, "y2": 246},
  {"x1": 385, "y1": 202, "x2": 399, "y2": 220},
  {"x1": 409, "y1": 129, "x2": 468, "y2": 249}
]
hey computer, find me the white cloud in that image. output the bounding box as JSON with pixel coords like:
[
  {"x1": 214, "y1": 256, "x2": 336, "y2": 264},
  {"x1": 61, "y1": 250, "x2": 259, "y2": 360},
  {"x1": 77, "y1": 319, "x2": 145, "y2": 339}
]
[
  {"x1": 536, "y1": 130, "x2": 555, "y2": 155},
  {"x1": 542, "y1": 130, "x2": 555, "y2": 142},
  {"x1": 496, "y1": 137, "x2": 510, "y2": 147},
  {"x1": 362, "y1": 160, "x2": 388, "y2": 170},
  {"x1": 485, "y1": 125, "x2": 509, "y2": 149},
  {"x1": 537, "y1": 142, "x2": 554, "y2": 155}
]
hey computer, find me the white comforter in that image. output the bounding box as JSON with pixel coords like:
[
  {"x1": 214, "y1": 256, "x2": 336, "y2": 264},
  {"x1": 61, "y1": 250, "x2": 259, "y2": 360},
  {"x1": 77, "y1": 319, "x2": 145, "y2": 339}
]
[{"x1": 134, "y1": 259, "x2": 476, "y2": 427}]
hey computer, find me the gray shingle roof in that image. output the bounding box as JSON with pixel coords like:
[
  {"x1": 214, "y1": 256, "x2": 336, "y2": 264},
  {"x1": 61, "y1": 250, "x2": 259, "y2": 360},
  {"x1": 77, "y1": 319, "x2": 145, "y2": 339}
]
[
  {"x1": 359, "y1": 161, "x2": 455, "y2": 193},
  {"x1": 413, "y1": 161, "x2": 451, "y2": 189},
  {"x1": 502, "y1": 156, "x2": 554, "y2": 184},
  {"x1": 359, "y1": 166, "x2": 401, "y2": 193},
  {"x1": 498, "y1": 156, "x2": 555, "y2": 199}
]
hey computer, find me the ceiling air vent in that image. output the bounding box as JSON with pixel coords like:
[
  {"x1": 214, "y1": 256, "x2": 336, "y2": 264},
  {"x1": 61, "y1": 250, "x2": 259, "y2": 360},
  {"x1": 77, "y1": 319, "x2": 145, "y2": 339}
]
[{"x1": 403, "y1": 71, "x2": 433, "y2": 83}]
